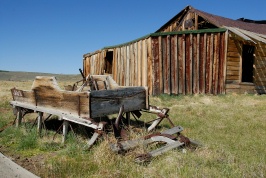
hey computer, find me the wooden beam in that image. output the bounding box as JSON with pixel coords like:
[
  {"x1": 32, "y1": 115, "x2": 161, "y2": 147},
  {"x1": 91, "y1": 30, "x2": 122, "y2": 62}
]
[
  {"x1": 37, "y1": 112, "x2": 43, "y2": 135},
  {"x1": 62, "y1": 120, "x2": 69, "y2": 143},
  {"x1": 16, "y1": 107, "x2": 22, "y2": 127}
]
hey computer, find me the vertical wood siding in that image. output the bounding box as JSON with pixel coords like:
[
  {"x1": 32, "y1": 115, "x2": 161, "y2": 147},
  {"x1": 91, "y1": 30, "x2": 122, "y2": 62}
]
[
  {"x1": 254, "y1": 42, "x2": 266, "y2": 93},
  {"x1": 151, "y1": 32, "x2": 226, "y2": 95},
  {"x1": 83, "y1": 31, "x2": 226, "y2": 95}
]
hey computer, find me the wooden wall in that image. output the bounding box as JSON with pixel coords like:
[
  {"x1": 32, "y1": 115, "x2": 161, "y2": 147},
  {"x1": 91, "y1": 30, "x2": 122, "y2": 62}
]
[
  {"x1": 151, "y1": 31, "x2": 227, "y2": 95},
  {"x1": 226, "y1": 38, "x2": 241, "y2": 83},
  {"x1": 254, "y1": 42, "x2": 266, "y2": 93},
  {"x1": 225, "y1": 37, "x2": 266, "y2": 94},
  {"x1": 83, "y1": 50, "x2": 106, "y2": 76},
  {"x1": 83, "y1": 30, "x2": 227, "y2": 95}
]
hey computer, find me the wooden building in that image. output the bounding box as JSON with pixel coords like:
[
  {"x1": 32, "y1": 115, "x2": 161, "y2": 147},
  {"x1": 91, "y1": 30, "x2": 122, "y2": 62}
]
[{"x1": 83, "y1": 6, "x2": 266, "y2": 95}]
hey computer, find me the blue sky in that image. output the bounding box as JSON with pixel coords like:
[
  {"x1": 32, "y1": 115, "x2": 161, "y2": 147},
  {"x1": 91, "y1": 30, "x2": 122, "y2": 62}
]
[{"x1": 1, "y1": 0, "x2": 265, "y2": 74}]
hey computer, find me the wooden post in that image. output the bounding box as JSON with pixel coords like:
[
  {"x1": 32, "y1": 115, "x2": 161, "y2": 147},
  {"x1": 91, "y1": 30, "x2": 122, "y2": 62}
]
[
  {"x1": 62, "y1": 120, "x2": 69, "y2": 143},
  {"x1": 37, "y1": 112, "x2": 43, "y2": 135},
  {"x1": 16, "y1": 107, "x2": 22, "y2": 127},
  {"x1": 126, "y1": 112, "x2": 130, "y2": 126}
]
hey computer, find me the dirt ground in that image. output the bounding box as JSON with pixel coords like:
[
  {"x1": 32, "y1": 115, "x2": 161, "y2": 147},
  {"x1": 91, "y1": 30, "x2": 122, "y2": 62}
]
[{"x1": 0, "y1": 145, "x2": 47, "y2": 177}]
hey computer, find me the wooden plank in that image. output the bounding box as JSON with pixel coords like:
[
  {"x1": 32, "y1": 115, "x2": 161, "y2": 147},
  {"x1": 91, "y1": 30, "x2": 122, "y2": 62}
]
[
  {"x1": 171, "y1": 35, "x2": 178, "y2": 94},
  {"x1": 254, "y1": 68, "x2": 266, "y2": 75},
  {"x1": 226, "y1": 75, "x2": 240, "y2": 80},
  {"x1": 189, "y1": 34, "x2": 193, "y2": 94},
  {"x1": 213, "y1": 33, "x2": 220, "y2": 95},
  {"x1": 165, "y1": 35, "x2": 171, "y2": 94},
  {"x1": 90, "y1": 87, "x2": 147, "y2": 117},
  {"x1": 225, "y1": 26, "x2": 256, "y2": 43},
  {"x1": 209, "y1": 34, "x2": 214, "y2": 94},
  {"x1": 227, "y1": 66, "x2": 239, "y2": 71},
  {"x1": 134, "y1": 43, "x2": 138, "y2": 86},
  {"x1": 256, "y1": 51, "x2": 266, "y2": 57},
  {"x1": 255, "y1": 60, "x2": 266, "y2": 66},
  {"x1": 178, "y1": 35, "x2": 184, "y2": 94},
  {"x1": 227, "y1": 56, "x2": 241, "y2": 62},
  {"x1": 37, "y1": 112, "x2": 43, "y2": 135},
  {"x1": 193, "y1": 34, "x2": 200, "y2": 94},
  {"x1": 62, "y1": 120, "x2": 69, "y2": 143},
  {"x1": 227, "y1": 52, "x2": 240, "y2": 57},
  {"x1": 142, "y1": 40, "x2": 148, "y2": 87},
  {"x1": 159, "y1": 36, "x2": 163, "y2": 93},
  {"x1": 129, "y1": 44, "x2": 133, "y2": 86},
  {"x1": 112, "y1": 49, "x2": 117, "y2": 80},
  {"x1": 16, "y1": 107, "x2": 22, "y2": 127},
  {"x1": 255, "y1": 56, "x2": 266, "y2": 61},
  {"x1": 237, "y1": 28, "x2": 266, "y2": 44},
  {"x1": 138, "y1": 41, "x2": 142, "y2": 86},
  {"x1": 185, "y1": 34, "x2": 191, "y2": 94},
  {"x1": 126, "y1": 45, "x2": 130, "y2": 86},
  {"x1": 205, "y1": 34, "x2": 211, "y2": 93},
  {"x1": 182, "y1": 34, "x2": 186, "y2": 94},
  {"x1": 152, "y1": 37, "x2": 160, "y2": 95},
  {"x1": 162, "y1": 36, "x2": 168, "y2": 94},
  {"x1": 147, "y1": 38, "x2": 153, "y2": 95},
  {"x1": 198, "y1": 34, "x2": 204, "y2": 93},
  {"x1": 226, "y1": 70, "x2": 240, "y2": 76},
  {"x1": 227, "y1": 61, "x2": 240, "y2": 67}
]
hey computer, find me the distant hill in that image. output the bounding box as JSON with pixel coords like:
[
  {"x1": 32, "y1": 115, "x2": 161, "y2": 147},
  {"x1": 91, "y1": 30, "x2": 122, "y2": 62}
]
[{"x1": 0, "y1": 70, "x2": 82, "y2": 81}]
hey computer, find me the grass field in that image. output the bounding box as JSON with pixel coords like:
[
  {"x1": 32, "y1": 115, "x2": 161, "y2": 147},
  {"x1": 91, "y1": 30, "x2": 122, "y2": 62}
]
[{"x1": 0, "y1": 74, "x2": 265, "y2": 177}]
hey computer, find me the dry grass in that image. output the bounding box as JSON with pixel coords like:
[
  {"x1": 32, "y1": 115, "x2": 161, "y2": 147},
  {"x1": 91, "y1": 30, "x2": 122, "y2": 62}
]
[{"x1": 0, "y1": 79, "x2": 265, "y2": 178}]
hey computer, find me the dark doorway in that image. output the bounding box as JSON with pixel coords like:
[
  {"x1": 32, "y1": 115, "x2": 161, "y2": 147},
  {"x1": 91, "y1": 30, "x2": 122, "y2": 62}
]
[
  {"x1": 105, "y1": 51, "x2": 113, "y2": 74},
  {"x1": 242, "y1": 45, "x2": 254, "y2": 82}
]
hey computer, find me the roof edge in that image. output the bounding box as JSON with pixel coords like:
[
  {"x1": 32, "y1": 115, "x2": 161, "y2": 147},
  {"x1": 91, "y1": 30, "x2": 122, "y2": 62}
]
[{"x1": 83, "y1": 28, "x2": 227, "y2": 57}]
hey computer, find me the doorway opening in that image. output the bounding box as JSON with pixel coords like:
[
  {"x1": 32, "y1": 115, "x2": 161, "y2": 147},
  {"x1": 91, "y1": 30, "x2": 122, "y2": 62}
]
[
  {"x1": 105, "y1": 51, "x2": 113, "y2": 74},
  {"x1": 242, "y1": 45, "x2": 254, "y2": 83}
]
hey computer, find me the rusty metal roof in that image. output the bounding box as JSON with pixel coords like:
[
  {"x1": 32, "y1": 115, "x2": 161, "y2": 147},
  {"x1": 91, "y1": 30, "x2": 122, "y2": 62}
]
[
  {"x1": 157, "y1": 6, "x2": 266, "y2": 35},
  {"x1": 190, "y1": 7, "x2": 266, "y2": 35}
]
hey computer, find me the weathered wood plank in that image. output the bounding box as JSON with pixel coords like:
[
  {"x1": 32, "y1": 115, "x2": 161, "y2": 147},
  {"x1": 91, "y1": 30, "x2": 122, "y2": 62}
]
[
  {"x1": 213, "y1": 33, "x2": 219, "y2": 95},
  {"x1": 227, "y1": 52, "x2": 240, "y2": 57},
  {"x1": 152, "y1": 37, "x2": 160, "y2": 95},
  {"x1": 227, "y1": 61, "x2": 240, "y2": 67},
  {"x1": 165, "y1": 35, "x2": 171, "y2": 94},
  {"x1": 142, "y1": 40, "x2": 148, "y2": 87},
  {"x1": 226, "y1": 75, "x2": 240, "y2": 80},
  {"x1": 90, "y1": 87, "x2": 147, "y2": 117},
  {"x1": 163, "y1": 36, "x2": 168, "y2": 94},
  {"x1": 205, "y1": 34, "x2": 211, "y2": 94},
  {"x1": 178, "y1": 35, "x2": 184, "y2": 94},
  {"x1": 227, "y1": 66, "x2": 240, "y2": 71},
  {"x1": 126, "y1": 46, "x2": 130, "y2": 86},
  {"x1": 200, "y1": 33, "x2": 207, "y2": 94},
  {"x1": 227, "y1": 56, "x2": 240, "y2": 62},
  {"x1": 182, "y1": 34, "x2": 186, "y2": 94},
  {"x1": 147, "y1": 38, "x2": 153, "y2": 95},
  {"x1": 159, "y1": 36, "x2": 163, "y2": 94},
  {"x1": 138, "y1": 41, "x2": 142, "y2": 86},
  {"x1": 193, "y1": 34, "x2": 200, "y2": 94},
  {"x1": 171, "y1": 35, "x2": 178, "y2": 94}
]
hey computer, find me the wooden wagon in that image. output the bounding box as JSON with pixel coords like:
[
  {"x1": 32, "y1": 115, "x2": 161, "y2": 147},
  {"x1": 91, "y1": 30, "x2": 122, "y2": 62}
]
[{"x1": 10, "y1": 75, "x2": 172, "y2": 146}]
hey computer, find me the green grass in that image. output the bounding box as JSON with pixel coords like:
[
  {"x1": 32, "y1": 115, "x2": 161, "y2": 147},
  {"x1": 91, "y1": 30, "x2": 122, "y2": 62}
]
[{"x1": 0, "y1": 80, "x2": 265, "y2": 177}]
